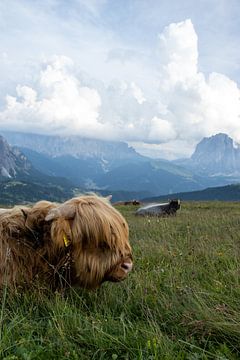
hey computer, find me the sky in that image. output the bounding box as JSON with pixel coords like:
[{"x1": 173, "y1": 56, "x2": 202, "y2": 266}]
[{"x1": 0, "y1": 0, "x2": 239, "y2": 159}]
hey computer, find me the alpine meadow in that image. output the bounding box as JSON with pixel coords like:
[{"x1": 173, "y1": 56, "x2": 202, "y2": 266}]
[{"x1": 1, "y1": 202, "x2": 240, "y2": 359}]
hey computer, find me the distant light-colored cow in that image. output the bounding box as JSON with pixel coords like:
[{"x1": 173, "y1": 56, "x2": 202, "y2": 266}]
[{"x1": 135, "y1": 199, "x2": 181, "y2": 217}]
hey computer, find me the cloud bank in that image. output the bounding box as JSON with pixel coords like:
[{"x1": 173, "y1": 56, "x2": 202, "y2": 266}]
[
  {"x1": 0, "y1": 19, "x2": 239, "y2": 158},
  {"x1": 157, "y1": 20, "x2": 240, "y2": 142}
]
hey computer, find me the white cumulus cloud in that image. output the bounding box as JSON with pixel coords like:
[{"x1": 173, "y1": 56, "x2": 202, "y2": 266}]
[
  {"x1": 0, "y1": 56, "x2": 105, "y2": 137},
  {"x1": 158, "y1": 19, "x2": 198, "y2": 86},
  {"x1": 148, "y1": 117, "x2": 176, "y2": 143},
  {"x1": 0, "y1": 56, "x2": 159, "y2": 142},
  {"x1": 153, "y1": 19, "x2": 240, "y2": 155}
]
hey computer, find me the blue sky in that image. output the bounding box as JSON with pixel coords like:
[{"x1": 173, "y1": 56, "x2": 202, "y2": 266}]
[{"x1": 0, "y1": 0, "x2": 239, "y2": 158}]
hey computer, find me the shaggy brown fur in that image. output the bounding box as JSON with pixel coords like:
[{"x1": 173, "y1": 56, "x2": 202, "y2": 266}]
[{"x1": 0, "y1": 195, "x2": 132, "y2": 289}]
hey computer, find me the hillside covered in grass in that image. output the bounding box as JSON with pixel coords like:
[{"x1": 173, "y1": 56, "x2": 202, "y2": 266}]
[
  {"x1": 144, "y1": 183, "x2": 240, "y2": 202},
  {"x1": 1, "y1": 202, "x2": 240, "y2": 359},
  {"x1": 0, "y1": 179, "x2": 78, "y2": 205}
]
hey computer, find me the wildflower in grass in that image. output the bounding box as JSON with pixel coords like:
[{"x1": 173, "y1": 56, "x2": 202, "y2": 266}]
[
  {"x1": 147, "y1": 338, "x2": 157, "y2": 350},
  {"x1": 215, "y1": 303, "x2": 227, "y2": 313},
  {"x1": 214, "y1": 279, "x2": 223, "y2": 291}
]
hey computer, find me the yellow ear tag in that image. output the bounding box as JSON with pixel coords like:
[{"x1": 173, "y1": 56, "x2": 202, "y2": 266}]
[{"x1": 63, "y1": 233, "x2": 71, "y2": 247}]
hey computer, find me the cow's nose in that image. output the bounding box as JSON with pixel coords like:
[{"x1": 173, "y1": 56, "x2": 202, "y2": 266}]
[{"x1": 121, "y1": 262, "x2": 133, "y2": 273}]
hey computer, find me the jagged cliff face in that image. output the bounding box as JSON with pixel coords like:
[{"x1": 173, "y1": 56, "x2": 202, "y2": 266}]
[
  {"x1": 191, "y1": 133, "x2": 240, "y2": 175},
  {"x1": 1, "y1": 131, "x2": 143, "y2": 163},
  {"x1": 0, "y1": 136, "x2": 31, "y2": 179}
]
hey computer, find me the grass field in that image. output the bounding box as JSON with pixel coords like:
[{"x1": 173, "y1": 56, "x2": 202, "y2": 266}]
[{"x1": 1, "y1": 202, "x2": 240, "y2": 359}]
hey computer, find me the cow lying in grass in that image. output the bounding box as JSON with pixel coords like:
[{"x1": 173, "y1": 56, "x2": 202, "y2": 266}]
[
  {"x1": 135, "y1": 199, "x2": 181, "y2": 217},
  {"x1": 0, "y1": 195, "x2": 133, "y2": 289},
  {"x1": 114, "y1": 200, "x2": 141, "y2": 206}
]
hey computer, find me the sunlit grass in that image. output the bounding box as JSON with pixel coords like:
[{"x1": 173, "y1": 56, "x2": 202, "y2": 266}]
[{"x1": 1, "y1": 202, "x2": 240, "y2": 359}]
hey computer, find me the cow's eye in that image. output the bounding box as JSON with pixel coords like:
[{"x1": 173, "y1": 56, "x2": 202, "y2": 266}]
[{"x1": 99, "y1": 242, "x2": 110, "y2": 251}]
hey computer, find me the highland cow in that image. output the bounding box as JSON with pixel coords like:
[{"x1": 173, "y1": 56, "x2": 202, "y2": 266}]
[{"x1": 0, "y1": 195, "x2": 133, "y2": 289}]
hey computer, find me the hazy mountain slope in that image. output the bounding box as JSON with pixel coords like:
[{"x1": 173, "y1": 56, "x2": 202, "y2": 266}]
[
  {"x1": 18, "y1": 148, "x2": 103, "y2": 187},
  {"x1": 16, "y1": 148, "x2": 65, "y2": 177},
  {"x1": 97, "y1": 162, "x2": 202, "y2": 194},
  {"x1": 151, "y1": 158, "x2": 193, "y2": 177}
]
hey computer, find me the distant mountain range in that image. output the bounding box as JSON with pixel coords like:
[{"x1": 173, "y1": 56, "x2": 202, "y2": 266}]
[
  {"x1": 1, "y1": 131, "x2": 202, "y2": 196},
  {"x1": 1, "y1": 131, "x2": 143, "y2": 163},
  {"x1": 1, "y1": 131, "x2": 240, "y2": 203}
]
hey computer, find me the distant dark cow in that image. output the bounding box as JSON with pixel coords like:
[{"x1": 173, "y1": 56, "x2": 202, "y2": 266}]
[
  {"x1": 135, "y1": 199, "x2": 181, "y2": 217},
  {"x1": 124, "y1": 200, "x2": 141, "y2": 205},
  {"x1": 114, "y1": 200, "x2": 141, "y2": 206}
]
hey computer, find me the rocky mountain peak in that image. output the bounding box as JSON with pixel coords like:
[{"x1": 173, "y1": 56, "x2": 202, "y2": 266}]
[
  {"x1": 191, "y1": 133, "x2": 240, "y2": 175},
  {"x1": 0, "y1": 135, "x2": 31, "y2": 179}
]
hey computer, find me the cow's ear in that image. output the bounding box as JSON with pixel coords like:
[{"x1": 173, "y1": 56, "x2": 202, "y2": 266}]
[{"x1": 45, "y1": 204, "x2": 76, "y2": 221}]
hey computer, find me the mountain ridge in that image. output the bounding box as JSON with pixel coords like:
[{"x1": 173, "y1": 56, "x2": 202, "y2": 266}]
[
  {"x1": 1, "y1": 131, "x2": 240, "y2": 201},
  {"x1": 1, "y1": 131, "x2": 144, "y2": 164}
]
